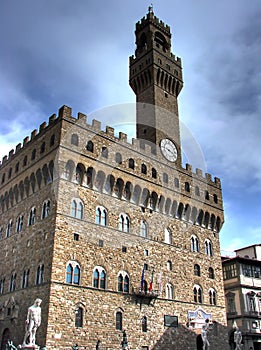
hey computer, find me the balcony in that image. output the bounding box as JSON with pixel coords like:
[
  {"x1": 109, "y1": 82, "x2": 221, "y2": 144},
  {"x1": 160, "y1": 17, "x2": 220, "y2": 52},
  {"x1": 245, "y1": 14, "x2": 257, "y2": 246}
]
[{"x1": 132, "y1": 287, "x2": 159, "y2": 308}]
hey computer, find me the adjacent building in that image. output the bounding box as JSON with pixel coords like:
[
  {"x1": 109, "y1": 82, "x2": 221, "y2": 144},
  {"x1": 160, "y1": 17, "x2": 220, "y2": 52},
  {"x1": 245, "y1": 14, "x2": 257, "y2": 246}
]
[
  {"x1": 222, "y1": 244, "x2": 261, "y2": 350},
  {"x1": 0, "y1": 9, "x2": 228, "y2": 350}
]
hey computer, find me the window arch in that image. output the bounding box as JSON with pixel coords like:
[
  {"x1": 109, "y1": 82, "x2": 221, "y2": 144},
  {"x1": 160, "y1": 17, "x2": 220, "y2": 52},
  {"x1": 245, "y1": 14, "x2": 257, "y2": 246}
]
[
  {"x1": 209, "y1": 288, "x2": 217, "y2": 305},
  {"x1": 141, "y1": 163, "x2": 147, "y2": 175},
  {"x1": 36, "y1": 265, "x2": 44, "y2": 285},
  {"x1": 76, "y1": 164, "x2": 85, "y2": 185},
  {"x1": 205, "y1": 239, "x2": 213, "y2": 256},
  {"x1": 95, "y1": 206, "x2": 107, "y2": 226},
  {"x1": 185, "y1": 182, "x2": 190, "y2": 192},
  {"x1": 31, "y1": 149, "x2": 36, "y2": 161},
  {"x1": 64, "y1": 160, "x2": 74, "y2": 181},
  {"x1": 140, "y1": 220, "x2": 148, "y2": 238},
  {"x1": 128, "y1": 158, "x2": 134, "y2": 169},
  {"x1": 28, "y1": 207, "x2": 36, "y2": 226},
  {"x1": 167, "y1": 260, "x2": 172, "y2": 271},
  {"x1": 166, "y1": 283, "x2": 174, "y2": 299},
  {"x1": 70, "y1": 199, "x2": 84, "y2": 219},
  {"x1": 191, "y1": 235, "x2": 200, "y2": 252},
  {"x1": 193, "y1": 285, "x2": 202, "y2": 303},
  {"x1": 71, "y1": 134, "x2": 79, "y2": 146},
  {"x1": 115, "y1": 152, "x2": 122, "y2": 164},
  {"x1": 164, "y1": 228, "x2": 172, "y2": 244},
  {"x1": 42, "y1": 199, "x2": 51, "y2": 219},
  {"x1": 101, "y1": 146, "x2": 108, "y2": 158},
  {"x1": 118, "y1": 214, "x2": 130, "y2": 233},
  {"x1": 6, "y1": 219, "x2": 13, "y2": 237},
  {"x1": 142, "y1": 316, "x2": 147, "y2": 332},
  {"x1": 93, "y1": 266, "x2": 106, "y2": 289},
  {"x1": 16, "y1": 215, "x2": 23, "y2": 232},
  {"x1": 163, "y1": 173, "x2": 168, "y2": 183},
  {"x1": 152, "y1": 168, "x2": 157, "y2": 179},
  {"x1": 195, "y1": 186, "x2": 200, "y2": 196},
  {"x1": 118, "y1": 271, "x2": 130, "y2": 293},
  {"x1": 66, "y1": 262, "x2": 81, "y2": 285},
  {"x1": 50, "y1": 134, "x2": 55, "y2": 146},
  {"x1": 194, "y1": 264, "x2": 200, "y2": 276},
  {"x1": 21, "y1": 269, "x2": 30, "y2": 289},
  {"x1": 116, "y1": 311, "x2": 123, "y2": 330},
  {"x1": 86, "y1": 140, "x2": 94, "y2": 152},
  {"x1": 9, "y1": 273, "x2": 16, "y2": 292},
  {"x1": 75, "y1": 305, "x2": 83, "y2": 327},
  {"x1": 208, "y1": 267, "x2": 214, "y2": 279}
]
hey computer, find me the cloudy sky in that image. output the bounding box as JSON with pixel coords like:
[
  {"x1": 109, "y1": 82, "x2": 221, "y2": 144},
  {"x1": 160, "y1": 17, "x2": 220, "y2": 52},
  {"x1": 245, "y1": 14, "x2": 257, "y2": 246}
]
[{"x1": 0, "y1": 0, "x2": 260, "y2": 255}]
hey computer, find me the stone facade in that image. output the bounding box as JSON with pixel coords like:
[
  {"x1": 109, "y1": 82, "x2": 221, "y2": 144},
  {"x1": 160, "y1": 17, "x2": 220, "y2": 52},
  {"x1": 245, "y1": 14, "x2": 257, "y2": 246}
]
[{"x1": 0, "y1": 9, "x2": 229, "y2": 350}]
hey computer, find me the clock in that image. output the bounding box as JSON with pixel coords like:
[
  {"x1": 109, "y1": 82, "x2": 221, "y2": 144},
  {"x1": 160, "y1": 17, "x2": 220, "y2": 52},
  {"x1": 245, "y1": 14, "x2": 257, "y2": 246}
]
[{"x1": 160, "y1": 138, "x2": 178, "y2": 162}]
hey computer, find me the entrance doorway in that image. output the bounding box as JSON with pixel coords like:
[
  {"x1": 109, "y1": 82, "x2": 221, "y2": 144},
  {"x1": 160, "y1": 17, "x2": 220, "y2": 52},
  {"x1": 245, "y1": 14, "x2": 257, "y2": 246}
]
[
  {"x1": 1, "y1": 328, "x2": 10, "y2": 350},
  {"x1": 197, "y1": 334, "x2": 203, "y2": 350}
]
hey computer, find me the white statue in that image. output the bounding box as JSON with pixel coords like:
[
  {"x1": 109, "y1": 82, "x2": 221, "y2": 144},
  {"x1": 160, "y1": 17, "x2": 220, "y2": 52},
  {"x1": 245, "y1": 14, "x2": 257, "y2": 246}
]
[
  {"x1": 23, "y1": 298, "x2": 42, "y2": 346},
  {"x1": 234, "y1": 327, "x2": 242, "y2": 350},
  {"x1": 201, "y1": 321, "x2": 210, "y2": 350}
]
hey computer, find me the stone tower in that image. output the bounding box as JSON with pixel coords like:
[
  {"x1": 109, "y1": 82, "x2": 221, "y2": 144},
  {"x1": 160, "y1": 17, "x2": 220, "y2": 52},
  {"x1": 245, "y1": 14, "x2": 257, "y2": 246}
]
[
  {"x1": 129, "y1": 8, "x2": 183, "y2": 164},
  {"x1": 0, "y1": 9, "x2": 228, "y2": 350}
]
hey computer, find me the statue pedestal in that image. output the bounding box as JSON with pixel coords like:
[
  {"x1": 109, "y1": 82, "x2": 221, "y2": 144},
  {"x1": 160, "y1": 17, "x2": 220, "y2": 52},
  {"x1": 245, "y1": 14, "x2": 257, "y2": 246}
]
[{"x1": 21, "y1": 346, "x2": 40, "y2": 350}]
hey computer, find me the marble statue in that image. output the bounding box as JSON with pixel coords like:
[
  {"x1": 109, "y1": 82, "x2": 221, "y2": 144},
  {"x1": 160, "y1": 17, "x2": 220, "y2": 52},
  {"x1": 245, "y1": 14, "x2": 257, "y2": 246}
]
[
  {"x1": 234, "y1": 327, "x2": 242, "y2": 350},
  {"x1": 23, "y1": 298, "x2": 42, "y2": 346},
  {"x1": 201, "y1": 320, "x2": 210, "y2": 350}
]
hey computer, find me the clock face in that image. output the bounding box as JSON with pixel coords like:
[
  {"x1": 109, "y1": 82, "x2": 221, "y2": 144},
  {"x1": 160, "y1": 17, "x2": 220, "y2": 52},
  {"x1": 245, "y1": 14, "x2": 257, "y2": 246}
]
[{"x1": 160, "y1": 138, "x2": 178, "y2": 162}]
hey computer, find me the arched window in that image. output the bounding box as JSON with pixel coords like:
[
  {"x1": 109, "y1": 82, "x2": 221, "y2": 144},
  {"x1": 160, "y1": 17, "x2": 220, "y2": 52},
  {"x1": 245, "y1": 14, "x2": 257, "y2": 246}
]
[
  {"x1": 166, "y1": 283, "x2": 174, "y2": 299},
  {"x1": 116, "y1": 311, "x2": 123, "y2": 330},
  {"x1": 195, "y1": 186, "x2": 200, "y2": 196},
  {"x1": 42, "y1": 199, "x2": 51, "y2": 219},
  {"x1": 209, "y1": 288, "x2": 217, "y2": 305},
  {"x1": 86, "y1": 167, "x2": 94, "y2": 187},
  {"x1": 75, "y1": 306, "x2": 83, "y2": 327},
  {"x1": 167, "y1": 260, "x2": 172, "y2": 271},
  {"x1": 64, "y1": 160, "x2": 74, "y2": 181},
  {"x1": 140, "y1": 220, "x2": 147, "y2": 238},
  {"x1": 16, "y1": 215, "x2": 23, "y2": 232},
  {"x1": 86, "y1": 140, "x2": 94, "y2": 152},
  {"x1": 118, "y1": 272, "x2": 130, "y2": 293},
  {"x1": 28, "y1": 207, "x2": 36, "y2": 226},
  {"x1": 66, "y1": 262, "x2": 80, "y2": 285},
  {"x1": 213, "y1": 194, "x2": 218, "y2": 204},
  {"x1": 205, "y1": 191, "x2": 210, "y2": 200},
  {"x1": 23, "y1": 155, "x2": 28, "y2": 167},
  {"x1": 6, "y1": 219, "x2": 13, "y2": 237},
  {"x1": 128, "y1": 158, "x2": 135, "y2": 169},
  {"x1": 193, "y1": 285, "x2": 202, "y2": 303},
  {"x1": 101, "y1": 146, "x2": 108, "y2": 158},
  {"x1": 36, "y1": 265, "x2": 44, "y2": 285},
  {"x1": 163, "y1": 173, "x2": 168, "y2": 183},
  {"x1": 152, "y1": 168, "x2": 157, "y2": 179},
  {"x1": 118, "y1": 214, "x2": 130, "y2": 233},
  {"x1": 142, "y1": 316, "x2": 147, "y2": 332},
  {"x1": 71, "y1": 134, "x2": 79, "y2": 146},
  {"x1": 31, "y1": 149, "x2": 36, "y2": 161},
  {"x1": 115, "y1": 153, "x2": 122, "y2": 164},
  {"x1": 141, "y1": 163, "x2": 147, "y2": 175},
  {"x1": 50, "y1": 134, "x2": 55, "y2": 146},
  {"x1": 93, "y1": 267, "x2": 106, "y2": 289},
  {"x1": 95, "y1": 206, "x2": 107, "y2": 226},
  {"x1": 205, "y1": 239, "x2": 213, "y2": 256},
  {"x1": 21, "y1": 269, "x2": 30, "y2": 289},
  {"x1": 70, "y1": 199, "x2": 84, "y2": 219},
  {"x1": 191, "y1": 235, "x2": 200, "y2": 252},
  {"x1": 0, "y1": 278, "x2": 5, "y2": 294},
  {"x1": 174, "y1": 177, "x2": 179, "y2": 187},
  {"x1": 194, "y1": 264, "x2": 200, "y2": 276},
  {"x1": 164, "y1": 228, "x2": 172, "y2": 244},
  {"x1": 40, "y1": 142, "x2": 45, "y2": 154},
  {"x1": 76, "y1": 164, "x2": 84, "y2": 185},
  {"x1": 209, "y1": 267, "x2": 214, "y2": 279},
  {"x1": 9, "y1": 273, "x2": 16, "y2": 292},
  {"x1": 185, "y1": 182, "x2": 190, "y2": 192}
]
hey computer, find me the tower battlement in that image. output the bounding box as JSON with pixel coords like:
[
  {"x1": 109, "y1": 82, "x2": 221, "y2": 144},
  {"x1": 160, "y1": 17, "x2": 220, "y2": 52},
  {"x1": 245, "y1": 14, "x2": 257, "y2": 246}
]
[{"x1": 136, "y1": 11, "x2": 171, "y2": 35}]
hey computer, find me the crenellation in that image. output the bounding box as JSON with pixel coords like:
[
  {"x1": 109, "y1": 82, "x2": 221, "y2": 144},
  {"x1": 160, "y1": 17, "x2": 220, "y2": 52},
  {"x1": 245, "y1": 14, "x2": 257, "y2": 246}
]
[
  {"x1": 23, "y1": 136, "x2": 29, "y2": 146},
  {"x1": 15, "y1": 143, "x2": 22, "y2": 152},
  {"x1": 77, "y1": 112, "x2": 87, "y2": 121},
  {"x1": 8, "y1": 150, "x2": 14, "y2": 158},
  {"x1": 196, "y1": 168, "x2": 203, "y2": 177},
  {"x1": 39, "y1": 122, "x2": 47, "y2": 132},
  {"x1": 49, "y1": 113, "x2": 56, "y2": 123},
  {"x1": 205, "y1": 173, "x2": 212, "y2": 182},
  {"x1": 2, "y1": 155, "x2": 7, "y2": 164},
  {"x1": 31, "y1": 129, "x2": 37, "y2": 140},
  {"x1": 185, "y1": 163, "x2": 192, "y2": 172},
  {"x1": 58, "y1": 105, "x2": 72, "y2": 119},
  {"x1": 91, "y1": 119, "x2": 101, "y2": 131},
  {"x1": 119, "y1": 132, "x2": 127, "y2": 141},
  {"x1": 105, "y1": 125, "x2": 115, "y2": 137}
]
